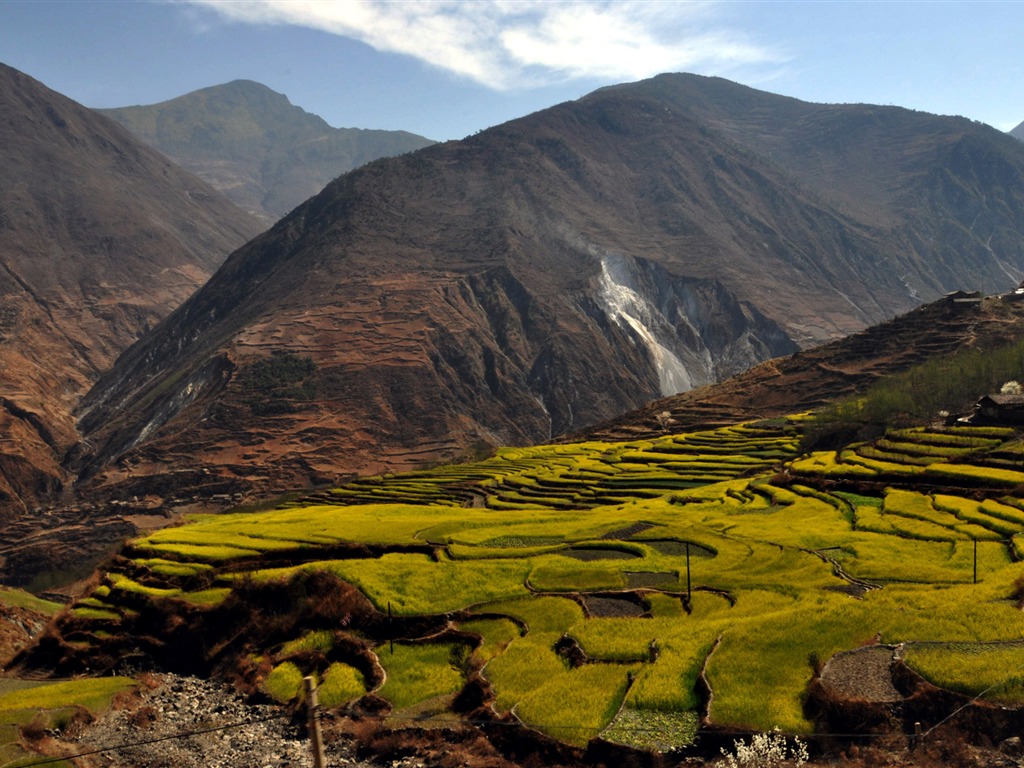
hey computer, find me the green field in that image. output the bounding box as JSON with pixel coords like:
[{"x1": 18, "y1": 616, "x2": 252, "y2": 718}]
[
  {"x1": 53, "y1": 419, "x2": 1024, "y2": 750},
  {"x1": 0, "y1": 677, "x2": 135, "y2": 767}
]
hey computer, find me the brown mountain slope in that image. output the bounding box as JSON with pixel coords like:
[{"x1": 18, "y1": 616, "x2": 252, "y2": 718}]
[
  {"x1": 0, "y1": 63, "x2": 263, "y2": 514},
  {"x1": 73, "y1": 74, "x2": 1024, "y2": 504},
  {"x1": 619, "y1": 76, "x2": 1024, "y2": 302},
  {"x1": 99, "y1": 80, "x2": 435, "y2": 223},
  {"x1": 580, "y1": 293, "x2": 1024, "y2": 442}
]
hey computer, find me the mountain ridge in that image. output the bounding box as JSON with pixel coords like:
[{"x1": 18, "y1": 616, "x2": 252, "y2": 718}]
[
  {"x1": 70, "y1": 73, "x2": 1024, "y2": 506},
  {"x1": 99, "y1": 80, "x2": 435, "y2": 222},
  {"x1": 0, "y1": 62, "x2": 263, "y2": 514}
]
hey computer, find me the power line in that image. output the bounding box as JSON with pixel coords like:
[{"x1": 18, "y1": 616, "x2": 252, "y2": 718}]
[
  {"x1": 15, "y1": 709, "x2": 292, "y2": 767},
  {"x1": 13, "y1": 703, "x2": 909, "y2": 768},
  {"x1": 921, "y1": 648, "x2": 1024, "y2": 738},
  {"x1": 12, "y1": 676, "x2": 1018, "y2": 768}
]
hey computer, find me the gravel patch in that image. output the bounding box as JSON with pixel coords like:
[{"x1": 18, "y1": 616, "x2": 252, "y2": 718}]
[
  {"x1": 819, "y1": 646, "x2": 903, "y2": 703},
  {"x1": 63, "y1": 674, "x2": 407, "y2": 768}
]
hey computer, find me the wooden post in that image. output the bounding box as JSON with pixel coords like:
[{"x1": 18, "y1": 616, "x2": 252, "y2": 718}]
[
  {"x1": 304, "y1": 676, "x2": 326, "y2": 768},
  {"x1": 685, "y1": 542, "x2": 692, "y2": 604}
]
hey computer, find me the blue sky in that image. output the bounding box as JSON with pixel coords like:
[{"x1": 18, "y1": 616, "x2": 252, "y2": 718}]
[{"x1": 1, "y1": 1, "x2": 1021, "y2": 142}]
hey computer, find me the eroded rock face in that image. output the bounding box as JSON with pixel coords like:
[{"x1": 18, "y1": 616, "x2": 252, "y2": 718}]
[
  {"x1": 0, "y1": 604, "x2": 50, "y2": 667},
  {"x1": 595, "y1": 254, "x2": 797, "y2": 396}
]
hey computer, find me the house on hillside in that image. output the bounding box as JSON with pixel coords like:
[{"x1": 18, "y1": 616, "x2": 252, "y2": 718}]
[
  {"x1": 1003, "y1": 282, "x2": 1024, "y2": 302},
  {"x1": 944, "y1": 290, "x2": 983, "y2": 308},
  {"x1": 973, "y1": 394, "x2": 1024, "y2": 425}
]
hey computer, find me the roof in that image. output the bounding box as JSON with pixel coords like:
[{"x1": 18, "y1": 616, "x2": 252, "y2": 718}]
[
  {"x1": 979, "y1": 394, "x2": 1024, "y2": 407},
  {"x1": 945, "y1": 290, "x2": 983, "y2": 300}
]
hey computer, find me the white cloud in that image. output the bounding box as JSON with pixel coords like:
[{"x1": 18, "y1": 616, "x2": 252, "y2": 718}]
[{"x1": 182, "y1": 0, "x2": 783, "y2": 90}]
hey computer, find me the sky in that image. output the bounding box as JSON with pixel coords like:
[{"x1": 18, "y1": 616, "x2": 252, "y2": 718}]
[{"x1": 0, "y1": 0, "x2": 1021, "y2": 142}]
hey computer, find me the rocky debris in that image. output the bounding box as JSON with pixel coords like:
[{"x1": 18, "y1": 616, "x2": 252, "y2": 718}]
[
  {"x1": 1000, "y1": 737, "x2": 1024, "y2": 758},
  {"x1": 66, "y1": 674, "x2": 395, "y2": 768},
  {"x1": 0, "y1": 603, "x2": 50, "y2": 665},
  {"x1": 41, "y1": 672, "x2": 1024, "y2": 768}
]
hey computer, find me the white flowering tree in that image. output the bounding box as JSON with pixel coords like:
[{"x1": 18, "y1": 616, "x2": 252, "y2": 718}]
[{"x1": 720, "y1": 729, "x2": 809, "y2": 768}]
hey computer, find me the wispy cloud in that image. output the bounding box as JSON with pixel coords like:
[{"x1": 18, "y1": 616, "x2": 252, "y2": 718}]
[{"x1": 182, "y1": 0, "x2": 783, "y2": 89}]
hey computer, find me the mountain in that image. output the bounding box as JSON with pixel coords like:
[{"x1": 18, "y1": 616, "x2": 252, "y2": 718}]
[
  {"x1": 99, "y1": 80, "x2": 436, "y2": 223},
  {"x1": 1012, "y1": 119, "x2": 1024, "y2": 142},
  {"x1": 73, "y1": 73, "x2": 1024, "y2": 505},
  {"x1": 0, "y1": 63, "x2": 264, "y2": 514}
]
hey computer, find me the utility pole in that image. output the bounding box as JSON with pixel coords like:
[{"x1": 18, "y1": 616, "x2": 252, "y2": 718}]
[
  {"x1": 974, "y1": 539, "x2": 978, "y2": 585},
  {"x1": 304, "y1": 676, "x2": 326, "y2": 768},
  {"x1": 685, "y1": 542, "x2": 692, "y2": 605}
]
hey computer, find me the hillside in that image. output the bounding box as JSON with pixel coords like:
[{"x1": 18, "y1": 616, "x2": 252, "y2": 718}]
[
  {"x1": 21, "y1": 413, "x2": 1024, "y2": 766},
  {"x1": 7, "y1": 293, "x2": 1013, "y2": 592},
  {"x1": 0, "y1": 63, "x2": 264, "y2": 515},
  {"x1": 70, "y1": 74, "x2": 1024, "y2": 507},
  {"x1": 1012, "y1": 119, "x2": 1024, "y2": 141},
  {"x1": 100, "y1": 80, "x2": 435, "y2": 223},
  {"x1": 581, "y1": 292, "x2": 1024, "y2": 442}
]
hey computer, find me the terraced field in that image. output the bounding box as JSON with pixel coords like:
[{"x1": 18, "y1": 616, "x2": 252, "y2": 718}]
[
  {"x1": 0, "y1": 676, "x2": 134, "y2": 767},
  {"x1": 40, "y1": 419, "x2": 1024, "y2": 752}
]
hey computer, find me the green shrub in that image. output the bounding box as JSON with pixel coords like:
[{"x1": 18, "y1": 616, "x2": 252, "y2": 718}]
[
  {"x1": 318, "y1": 663, "x2": 365, "y2": 707},
  {"x1": 263, "y1": 661, "x2": 305, "y2": 703},
  {"x1": 239, "y1": 352, "x2": 317, "y2": 414},
  {"x1": 280, "y1": 630, "x2": 335, "y2": 657}
]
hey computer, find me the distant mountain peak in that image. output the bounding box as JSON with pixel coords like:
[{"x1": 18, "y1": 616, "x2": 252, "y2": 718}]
[
  {"x1": 99, "y1": 81, "x2": 435, "y2": 222},
  {"x1": 1011, "y1": 119, "x2": 1024, "y2": 141},
  {"x1": 173, "y1": 79, "x2": 316, "y2": 121}
]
